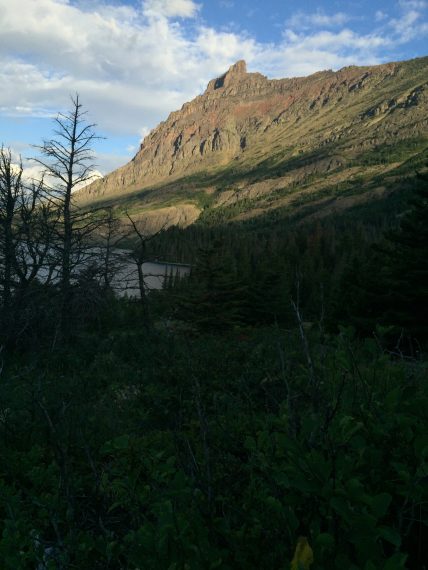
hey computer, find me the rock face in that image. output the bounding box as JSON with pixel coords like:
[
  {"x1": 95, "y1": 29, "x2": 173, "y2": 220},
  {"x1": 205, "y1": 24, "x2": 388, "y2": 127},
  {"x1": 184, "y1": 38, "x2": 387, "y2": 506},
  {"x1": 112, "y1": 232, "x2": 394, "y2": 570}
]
[{"x1": 80, "y1": 56, "x2": 428, "y2": 218}]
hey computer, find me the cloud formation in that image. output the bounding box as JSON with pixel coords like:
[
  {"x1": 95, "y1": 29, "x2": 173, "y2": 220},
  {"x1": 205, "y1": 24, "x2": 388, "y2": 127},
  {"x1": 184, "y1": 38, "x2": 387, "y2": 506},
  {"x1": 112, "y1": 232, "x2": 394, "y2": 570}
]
[
  {"x1": 144, "y1": 0, "x2": 201, "y2": 18},
  {"x1": 0, "y1": 0, "x2": 427, "y2": 173},
  {"x1": 286, "y1": 11, "x2": 351, "y2": 30},
  {"x1": 398, "y1": 0, "x2": 427, "y2": 9}
]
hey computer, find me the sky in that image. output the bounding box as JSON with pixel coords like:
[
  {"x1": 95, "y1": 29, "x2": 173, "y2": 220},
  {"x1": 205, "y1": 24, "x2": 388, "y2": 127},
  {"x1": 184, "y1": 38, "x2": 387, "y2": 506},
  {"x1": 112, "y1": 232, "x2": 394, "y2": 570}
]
[{"x1": 1, "y1": 0, "x2": 427, "y2": 178}]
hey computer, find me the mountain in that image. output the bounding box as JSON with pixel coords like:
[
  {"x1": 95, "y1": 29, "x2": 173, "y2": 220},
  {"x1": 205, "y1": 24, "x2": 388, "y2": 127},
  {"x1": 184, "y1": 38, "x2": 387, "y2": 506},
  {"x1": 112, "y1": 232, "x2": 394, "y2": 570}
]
[{"x1": 79, "y1": 57, "x2": 428, "y2": 228}]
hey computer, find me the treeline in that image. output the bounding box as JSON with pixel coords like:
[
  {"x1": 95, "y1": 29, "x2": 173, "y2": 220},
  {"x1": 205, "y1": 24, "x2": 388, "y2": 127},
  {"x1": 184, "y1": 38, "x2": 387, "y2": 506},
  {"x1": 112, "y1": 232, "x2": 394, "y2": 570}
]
[{"x1": 152, "y1": 170, "x2": 427, "y2": 349}]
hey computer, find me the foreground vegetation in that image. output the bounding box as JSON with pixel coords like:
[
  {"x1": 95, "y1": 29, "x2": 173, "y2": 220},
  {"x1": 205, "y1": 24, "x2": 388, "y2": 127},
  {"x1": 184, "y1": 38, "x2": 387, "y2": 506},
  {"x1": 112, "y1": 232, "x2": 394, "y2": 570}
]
[
  {"x1": 1, "y1": 99, "x2": 427, "y2": 568},
  {"x1": 0, "y1": 305, "x2": 427, "y2": 569}
]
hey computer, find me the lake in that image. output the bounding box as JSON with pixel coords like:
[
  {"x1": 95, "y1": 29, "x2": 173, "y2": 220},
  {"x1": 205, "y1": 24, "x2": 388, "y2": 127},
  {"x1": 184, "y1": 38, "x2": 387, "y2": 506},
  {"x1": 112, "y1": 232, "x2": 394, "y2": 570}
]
[
  {"x1": 27, "y1": 246, "x2": 191, "y2": 298},
  {"x1": 112, "y1": 256, "x2": 191, "y2": 297}
]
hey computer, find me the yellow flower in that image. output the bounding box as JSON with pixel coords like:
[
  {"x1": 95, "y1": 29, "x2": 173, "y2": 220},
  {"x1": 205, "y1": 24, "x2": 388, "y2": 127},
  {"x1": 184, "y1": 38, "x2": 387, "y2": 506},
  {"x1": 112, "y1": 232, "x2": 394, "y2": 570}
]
[{"x1": 291, "y1": 536, "x2": 314, "y2": 570}]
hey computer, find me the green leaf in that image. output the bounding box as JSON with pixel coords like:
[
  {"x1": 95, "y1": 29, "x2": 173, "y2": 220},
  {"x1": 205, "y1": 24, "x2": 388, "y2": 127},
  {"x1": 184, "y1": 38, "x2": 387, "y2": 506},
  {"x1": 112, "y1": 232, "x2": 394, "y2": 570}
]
[
  {"x1": 102, "y1": 434, "x2": 131, "y2": 453},
  {"x1": 378, "y1": 526, "x2": 401, "y2": 547},
  {"x1": 346, "y1": 478, "x2": 366, "y2": 501},
  {"x1": 265, "y1": 496, "x2": 283, "y2": 513},
  {"x1": 414, "y1": 434, "x2": 428, "y2": 456},
  {"x1": 368, "y1": 493, "x2": 392, "y2": 518},
  {"x1": 384, "y1": 387, "x2": 401, "y2": 411},
  {"x1": 113, "y1": 434, "x2": 131, "y2": 450},
  {"x1": 315, "y1": 533, "x2": 334, "y2": 550},
  {"x1": 331, "y1": 496, "x2": 353, "y2": 523},
  {"x1": 382, "y1": 553, "x2": 407, "y2": 570}
]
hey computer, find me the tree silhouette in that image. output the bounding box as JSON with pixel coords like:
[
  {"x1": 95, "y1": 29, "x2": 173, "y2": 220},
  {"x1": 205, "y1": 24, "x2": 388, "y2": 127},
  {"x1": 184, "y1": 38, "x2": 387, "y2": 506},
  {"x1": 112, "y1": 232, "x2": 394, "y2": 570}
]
[
  {"x1": 0, "y1": 147, "x2": 53, "y2": 345},
  {"x1": 380, "y1": 170, "x2": 428, "y2": 343},
  {"x1": 346, "y1": 171, "x2": 428, "y2": 347},
  {"x1": 177, "y1": 242, "x2": 247, "y2": 332},
  {"x1": 33, "y1": 95, "x2": 103, "y2": 337}
]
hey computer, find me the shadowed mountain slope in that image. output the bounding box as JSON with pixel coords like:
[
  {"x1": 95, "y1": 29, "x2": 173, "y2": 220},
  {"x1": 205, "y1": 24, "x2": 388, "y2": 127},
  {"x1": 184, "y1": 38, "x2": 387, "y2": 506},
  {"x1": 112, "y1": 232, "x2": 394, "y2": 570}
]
[{"x1": 79, "y1": 57, "x2": 428, "y2": 228}]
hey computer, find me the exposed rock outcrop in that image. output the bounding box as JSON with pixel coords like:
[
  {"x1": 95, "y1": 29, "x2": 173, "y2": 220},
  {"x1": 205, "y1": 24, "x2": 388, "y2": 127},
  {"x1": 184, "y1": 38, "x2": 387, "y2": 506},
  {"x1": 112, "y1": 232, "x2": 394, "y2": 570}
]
[{"x1": 79, "y1": 56, "x2": 428, "y2": 218}]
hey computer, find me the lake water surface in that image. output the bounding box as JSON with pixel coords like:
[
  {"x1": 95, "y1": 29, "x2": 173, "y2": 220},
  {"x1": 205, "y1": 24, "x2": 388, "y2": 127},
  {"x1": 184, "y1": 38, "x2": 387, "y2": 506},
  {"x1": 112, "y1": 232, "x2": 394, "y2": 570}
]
[{"x1": 112, "y1": 257, "x2": 191, "y2": 297}]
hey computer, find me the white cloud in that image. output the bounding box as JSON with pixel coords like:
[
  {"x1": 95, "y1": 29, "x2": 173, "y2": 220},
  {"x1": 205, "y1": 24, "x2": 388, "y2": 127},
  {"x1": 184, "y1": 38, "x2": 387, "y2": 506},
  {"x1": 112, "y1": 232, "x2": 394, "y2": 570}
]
[
  {"x1": 0, "y1": 0, "x2": 427, "y2": 174},
  {"x1": 375, "y1": 10, "x2": 388, "y2": 21},
  {"x1": 267, "y1": 27, "x2": 389, "y2": 77},
  {"x1": 389, "y1": 1, "x2": 428, "y2": 43},
  {"x1": 398, "y1": 0, "x2": 427, "y2": 9},
  {"x1": 72, "y1": 170, "x2": 103, "y2": 191},
  {"x1": 287, "y1": 11, "x2": 351, "y2": 29},
  {"x1": 143, "y1": 0, "x2": 200, "y2": 18},
  {"x1": 138, "y1": 126, "x2": 151, "y2": 143},
  {"x1": 391, "y1": 9, "x2": 420, "y2": 36},
  {"x1": 0, "y1": 0, "x2": 208, "y2": 136},
  {"x1": 282, "y1": 29, "x2": 387, "y2": 51},
  {"x1": 196, "y1": 27, "x2": 258, "y2": 62}
]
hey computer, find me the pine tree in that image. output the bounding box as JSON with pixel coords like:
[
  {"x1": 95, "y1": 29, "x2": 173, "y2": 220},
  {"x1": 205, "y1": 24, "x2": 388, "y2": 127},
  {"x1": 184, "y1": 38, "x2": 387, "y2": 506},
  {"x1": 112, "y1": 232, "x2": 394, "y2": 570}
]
[
  {"x1": 350, "y1": 171, "x2": 428, "y2": 346},
  {"x1": 380, "y1": 170, "x2": 428, "y2": 342},
  {"x1": 177, "y1": 242, "x2": 247, "y2": 332}
]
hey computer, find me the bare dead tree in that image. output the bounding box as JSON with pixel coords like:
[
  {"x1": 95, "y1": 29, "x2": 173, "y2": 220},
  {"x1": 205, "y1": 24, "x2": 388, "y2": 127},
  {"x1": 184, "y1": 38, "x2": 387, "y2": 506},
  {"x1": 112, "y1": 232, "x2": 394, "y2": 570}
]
[
  {"x1": 290, "y1": 272, "x2": 318, "y2": 399},
  {"x1": 97, "y1": 206, "x2": 128, "y2": 292},
  {"x1": 125, "y1": 212, "x2": 171, "y2": 325},
  {"x1": 0, "y1": 147, "x2": 55, "y2": 344},
  {"x1": 0, "y1": 146, "x2": 23, "y2": 319},
  {"x1": 32, "y1": 95, "x2": 104, "y2": 336}
]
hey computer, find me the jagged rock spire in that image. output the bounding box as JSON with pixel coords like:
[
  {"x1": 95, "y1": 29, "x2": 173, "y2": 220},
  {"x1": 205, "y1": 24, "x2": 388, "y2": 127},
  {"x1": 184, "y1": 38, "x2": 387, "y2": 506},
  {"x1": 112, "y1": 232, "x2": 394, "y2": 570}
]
[
  {"x1": 207, "y1": 60, "x2": 248, "y2": 91},
  {"x1": 78, "y1": 56, "x2": 428, "y2": 218}
]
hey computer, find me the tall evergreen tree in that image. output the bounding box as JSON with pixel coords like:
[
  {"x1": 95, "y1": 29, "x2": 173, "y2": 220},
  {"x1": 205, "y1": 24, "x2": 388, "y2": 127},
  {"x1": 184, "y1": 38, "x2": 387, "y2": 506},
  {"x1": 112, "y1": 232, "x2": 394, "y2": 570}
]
[
  {"x1": 380, "y1": 170, "x2": 428, "y2": 342},
  {"x1": 345, "y1": 171, "x2": 428, "y2": 345},
  {"x1": 177, "y1": 242, "x2": 247, "y2": 332}
]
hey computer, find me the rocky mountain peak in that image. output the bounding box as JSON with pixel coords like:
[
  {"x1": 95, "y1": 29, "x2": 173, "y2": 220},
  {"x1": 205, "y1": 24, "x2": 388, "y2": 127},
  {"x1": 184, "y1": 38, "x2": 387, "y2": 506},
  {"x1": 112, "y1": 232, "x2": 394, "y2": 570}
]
[
  {"x1": 206, "y1": 59, "x2": 248, "y2": 91},
  {"x1": 79, "y1": 56, "x2": 428, "y2": 224}
]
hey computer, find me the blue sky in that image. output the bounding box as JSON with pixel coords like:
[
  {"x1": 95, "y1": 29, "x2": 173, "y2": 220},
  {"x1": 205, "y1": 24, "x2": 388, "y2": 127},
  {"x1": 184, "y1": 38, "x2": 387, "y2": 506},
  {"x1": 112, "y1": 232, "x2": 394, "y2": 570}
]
[{"x1": 1, "y1": 0, "x2": 427, "y2": 178}]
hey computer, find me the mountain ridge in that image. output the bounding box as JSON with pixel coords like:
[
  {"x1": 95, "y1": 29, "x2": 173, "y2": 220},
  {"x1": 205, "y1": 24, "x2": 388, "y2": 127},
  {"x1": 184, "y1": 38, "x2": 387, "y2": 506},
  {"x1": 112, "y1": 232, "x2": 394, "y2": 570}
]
[{"x1": 79, "y1": 56, "x2": 428, "y2": 228}]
